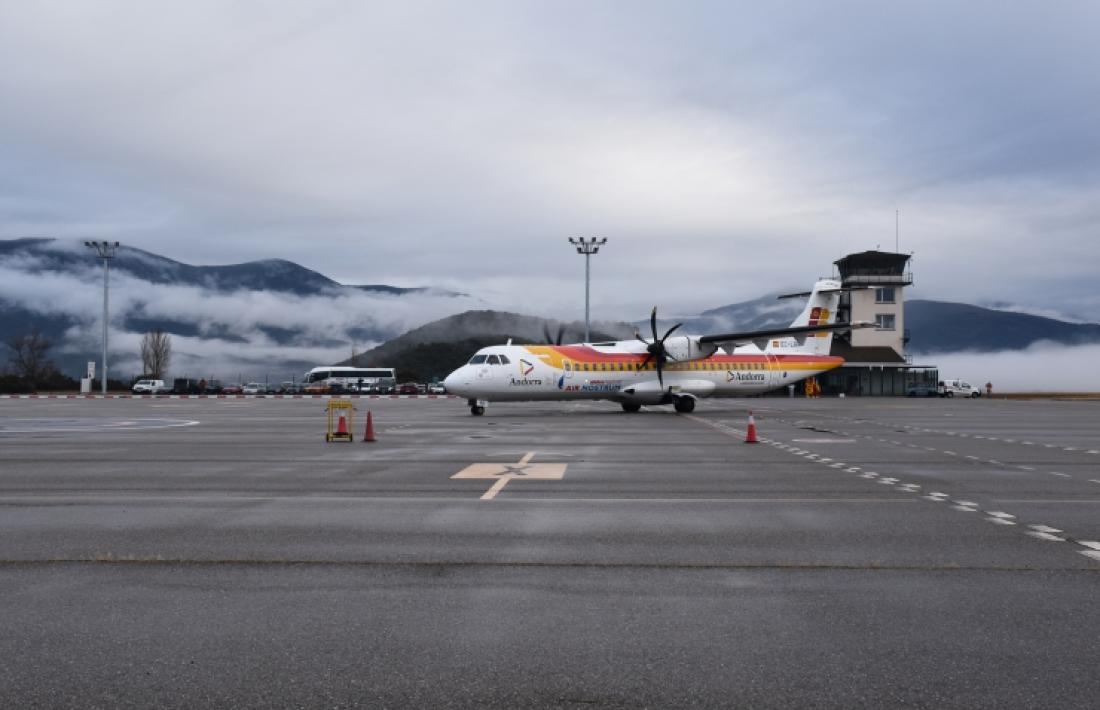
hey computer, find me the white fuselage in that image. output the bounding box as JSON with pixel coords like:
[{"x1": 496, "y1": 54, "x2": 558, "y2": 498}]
[{"x1": 443, "y1": 341, "x2": 843, "y2": 405}]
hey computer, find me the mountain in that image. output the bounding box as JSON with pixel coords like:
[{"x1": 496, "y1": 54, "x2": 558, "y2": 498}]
[
  {"x1": 5, "y1": 237, "x2": 1100, "y2": 384},
  {"x1": 0, "y1": 238, "x2": 474, "y2": 381},
  {"x1": 0, "y1": 238, "x2": 447, "y2": 297},
  {"x1": 348, "y1": 310, "x2": 632, "y2": 382},
  {"x1": 905, "y1": 300, "x2": 1100, "y2": 353}
]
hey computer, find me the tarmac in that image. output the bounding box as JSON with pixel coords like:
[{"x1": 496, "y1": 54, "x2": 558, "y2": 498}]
[{"x1": 1, "y1": 395, "x2": 1098, "y2": 708}]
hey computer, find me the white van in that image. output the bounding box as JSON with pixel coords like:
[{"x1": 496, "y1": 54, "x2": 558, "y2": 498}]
[
  {"x1": 940, "y1": 379, "x2": 981, "y2": 398},
  {"x1": 132, "y1": 379, "x2": 168, "y2": 394}
]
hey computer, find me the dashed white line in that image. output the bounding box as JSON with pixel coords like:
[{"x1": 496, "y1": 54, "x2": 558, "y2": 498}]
[
  {"x1": 987, "y1": 512, "x2": 1016, "y2": 519},
  {"x1": 1077, "y1": 541, "x2": 1100, "y2": 551},
  {"x1": 1027, "y1": 531, "x2": 1066, "y2": 542},
  {"x1": 1018, "y1": 466, "x2": 1036, "y2": 471},
  {"x1": 986, "y1": 517, "x2": 1016, "y2": 525},
  {"x1": 1047, "y1": 472, "x2": 1071, "y2": 478},
  {"x1": 1028, "y1": 524, "x2": 1063, "y2": 534}
]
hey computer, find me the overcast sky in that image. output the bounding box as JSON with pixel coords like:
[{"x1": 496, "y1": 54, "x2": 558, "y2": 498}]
[{"x1": 2, "y1": 1, "x2": 1099, "y2": 322}]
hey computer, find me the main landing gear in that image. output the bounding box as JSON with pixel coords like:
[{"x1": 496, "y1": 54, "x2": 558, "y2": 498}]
[
  {"x1": 673, "y1": 396, "x2": 696, "y2": 414},
  {"x1": 620, "y1": 402, "x2": 642, "y2": 413},
  {"x1": 468, "y1": 399, "x2": 486, "y2": 416}
]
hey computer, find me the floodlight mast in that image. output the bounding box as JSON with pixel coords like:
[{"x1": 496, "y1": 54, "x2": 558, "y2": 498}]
[
  {"x1": 84, "y1": 241, "x2": 119, "y2": 395},
  {"x1": 567, "y1": 237, "x2": 607, "y2": 342}
]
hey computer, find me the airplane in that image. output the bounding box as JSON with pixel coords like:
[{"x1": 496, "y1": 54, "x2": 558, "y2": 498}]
[{"x1": 442, "y1": 279, "x2": 870, "y2": 415}]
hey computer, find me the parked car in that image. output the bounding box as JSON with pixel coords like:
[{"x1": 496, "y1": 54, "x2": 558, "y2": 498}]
[
  {"x1": 132, "y1": 379, "x2": 169, "y2": 394},
  {"x1": 203, "y1": 379, "x2": 224, "y2": 394},
  {"x1": 242, "y1": 382, "x2": 270, "y2": 395},
  {"x1": 906, "y1": 385, "x2": 940, "y2": 397},
  {"x1": 397, "y1": 382, "x2": 420, "y2": 395},
  {"x1": 303, "y1": 382, "x2": 329, "y2": 394},
  {"x1": 277, "y1": 381, "x2": 302, "y2": 394},
  {"x1": 427, "y1": 383, "x2": 446, "y2": 395},
  {"x1": 940, "y1": 379, "x2": 981, "y2": 398},
  {"x1": 222, "y1": 384, "x2": 244, "y2": 395}
]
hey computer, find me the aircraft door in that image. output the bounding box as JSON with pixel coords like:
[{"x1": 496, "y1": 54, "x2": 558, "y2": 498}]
[{"x1": 765, "y1": 352, "x2": 779, "y2": 389}]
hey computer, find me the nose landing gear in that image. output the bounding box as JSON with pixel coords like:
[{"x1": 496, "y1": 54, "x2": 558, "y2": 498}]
[{"x1": 468, "y1": 399, "x2": 486, "y2": 416}]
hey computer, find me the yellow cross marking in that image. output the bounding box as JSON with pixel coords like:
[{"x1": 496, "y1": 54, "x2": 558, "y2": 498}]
[{"x1": 451, "y1": 451, "x2": 567, "y2": 500}]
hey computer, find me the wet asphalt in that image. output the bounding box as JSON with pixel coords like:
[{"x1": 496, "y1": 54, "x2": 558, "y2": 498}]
[{"x1": 1, "y1": 395, "x2": 1098, "y2": 708}]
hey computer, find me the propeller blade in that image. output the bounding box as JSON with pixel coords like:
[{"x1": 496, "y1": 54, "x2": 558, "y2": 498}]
[
  {"x1": 656, "y1": 361, "x2": 664, "y2": 388},
  {"x1": 641, "y1": 353, "x2": 654, "y2": 369},
  {"x1": 542, "y1": 324, "x2": 553, "y2": 344},
  {"x1": 556, "y1": 325, "x2": 565, "y2": 345},
  {"x1": 661, "y1": 322, "x2": 683, "y2": 342},
  {"x1": 650, "y1": 307, "x2": 659, "y2": 343}
]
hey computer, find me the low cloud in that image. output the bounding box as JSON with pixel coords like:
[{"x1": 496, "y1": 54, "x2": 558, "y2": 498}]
[
  {"x1": 0, "y1": 256, "x2": 482, "y2": 382},
  {"x1": 924, "y1": 342, "x2": 1100, "y2": 393}
]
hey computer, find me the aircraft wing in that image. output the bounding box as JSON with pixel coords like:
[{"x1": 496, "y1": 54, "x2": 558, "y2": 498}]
[{"x1": 699, "y1": 321, "x2": 873, "y2": 349}]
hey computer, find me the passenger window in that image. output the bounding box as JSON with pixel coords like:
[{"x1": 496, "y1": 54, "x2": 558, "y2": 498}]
[
  {"x1": 488, "y1": 355, "x2": 501, "y2": 365},
  {"x1": 469, "y1": 355, "x2": 487, "y2": 364}
]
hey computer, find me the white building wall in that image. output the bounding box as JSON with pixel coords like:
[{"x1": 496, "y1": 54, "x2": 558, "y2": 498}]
[{"x1": 850, "y1": 287, "x2": 905, "y2": 354}]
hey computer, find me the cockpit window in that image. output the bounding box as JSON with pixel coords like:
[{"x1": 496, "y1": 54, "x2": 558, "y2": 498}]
[
  {"x1": 469, "y1": 354, "x2": 488, "y2": 364},
  {"x1": 487, "y1": 355, "x2": 501, "y2": 365},
  {"x1": 498, "y1": 354, "x2": 511, "y2": 364}
]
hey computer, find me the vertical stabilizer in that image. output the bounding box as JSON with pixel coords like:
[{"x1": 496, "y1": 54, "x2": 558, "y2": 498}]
[{"x1": 786, "y1": 279, "x2": 842, "y2": 355}]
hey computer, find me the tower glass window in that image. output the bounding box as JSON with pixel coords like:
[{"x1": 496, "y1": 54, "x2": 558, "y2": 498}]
[
  {"x1": 875, "y1": 314, "x2": 896, "y2": 330},
  {"x1": 875, "y1": 287, "x2": 896, "y2": 303}
]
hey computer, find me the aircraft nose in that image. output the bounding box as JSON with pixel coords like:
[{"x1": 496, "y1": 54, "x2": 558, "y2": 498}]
[{"x1": 443, "y1": 368, "x2": 467, "y2": 396}]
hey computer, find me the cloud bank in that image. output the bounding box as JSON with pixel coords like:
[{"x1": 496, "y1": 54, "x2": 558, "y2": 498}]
[{"x1": 923, "y1": 342, "x2": 1100, "y2": 393}]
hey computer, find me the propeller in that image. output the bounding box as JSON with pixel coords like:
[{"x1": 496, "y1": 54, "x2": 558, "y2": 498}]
[
  {"x1": 635, "y1": 307, "x2": 683, "y2": 388},
  {"x1": 542, "y1": 323, "x2": 566, "y2": 345}
]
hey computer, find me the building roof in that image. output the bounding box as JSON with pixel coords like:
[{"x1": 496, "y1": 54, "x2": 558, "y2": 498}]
[
  {"x1": 829, "y1": 342, "x2": 907, "y2": 364},
  {"x1": 834, "y1": 250, "x2": 911, "y2": 279}
]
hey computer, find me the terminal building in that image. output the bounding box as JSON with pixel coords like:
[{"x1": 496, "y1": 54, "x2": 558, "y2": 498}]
[{"x1": 816, "y1": 250, "x2": 938, "y2": 396}]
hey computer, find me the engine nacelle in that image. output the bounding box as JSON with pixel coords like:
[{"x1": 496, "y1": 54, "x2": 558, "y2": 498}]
[{"x1": 662, "y1": 336, "x2": 718, "y2": 362}]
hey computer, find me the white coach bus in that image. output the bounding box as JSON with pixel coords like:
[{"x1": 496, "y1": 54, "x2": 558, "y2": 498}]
[{"x1": 303, "y1": 366, "x2": 397, "y2": 393}]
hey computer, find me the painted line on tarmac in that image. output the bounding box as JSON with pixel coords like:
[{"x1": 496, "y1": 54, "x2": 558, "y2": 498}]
[
  {"x1": 0, "y1": 418, "x2": 200, "y2": 433},
  {"x1": 740, "y1": 419, "x2": 1100, "y2": 567},
  {"x1": 451, "y1": 451, "x2": 567, "y2": 500}
]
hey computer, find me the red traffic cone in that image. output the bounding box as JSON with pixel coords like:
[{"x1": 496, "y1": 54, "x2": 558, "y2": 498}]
[
  {"x1": 362, "y1": 410, "x2": 376, "y2": 442},
  {"x1": 745, "y1": 410, "x2": 759, "y2": 444},
  {"x1": 336, "y1": 412, "x2": 349, "y2": 438}
]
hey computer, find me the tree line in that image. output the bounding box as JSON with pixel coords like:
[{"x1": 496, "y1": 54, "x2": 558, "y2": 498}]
[{"x1": 2, "y1": 329, "x2": 173, "y2": 393}]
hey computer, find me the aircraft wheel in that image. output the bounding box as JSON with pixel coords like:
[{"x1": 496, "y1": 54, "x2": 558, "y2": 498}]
[
  {"x1": 470, "y1": 405, "x2": 485, "y2": 416},
  {"x1": 621, "y1": 402, "x2": 642, "y2": 413},
  {"x1": 674, "y1": 397, "x2": 695, "y2": 414}
]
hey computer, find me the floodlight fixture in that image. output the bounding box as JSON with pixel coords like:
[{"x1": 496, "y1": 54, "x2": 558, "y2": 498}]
[
  {"x1": 566, "y1": 237, "x2": 608, "y2": 342},
  {"x1": 84, "y1": 241, "x2": 120, "y2": 395}
]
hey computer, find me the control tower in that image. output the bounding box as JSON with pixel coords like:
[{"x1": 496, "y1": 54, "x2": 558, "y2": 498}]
[
  {"x1": 819, "y1": 250, "x2": 936, "y2": 395},
  {"x1": 834, "y1": 250, "x2": 912, "y2": 358}
]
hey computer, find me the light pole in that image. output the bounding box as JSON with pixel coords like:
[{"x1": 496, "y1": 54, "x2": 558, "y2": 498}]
[
  {"x1": 567, "y1": 237, "x2": 607, "y2": 342},
  {"x1": 84, "y1": 241, "x2": 119, "y2": 395}
]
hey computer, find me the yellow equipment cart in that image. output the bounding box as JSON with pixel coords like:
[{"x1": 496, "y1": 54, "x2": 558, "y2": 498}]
[{"x1": 325, "y1": 399, "x2": 355, "y2": 442}]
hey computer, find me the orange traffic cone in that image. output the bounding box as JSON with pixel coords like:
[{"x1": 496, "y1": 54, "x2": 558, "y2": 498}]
[
  {"x1": 335, "y1": 412, "x2": 349, "y2": 439},
  {"x1": 362, "y1": 410, "x2": 376, "y2": 442},
  {"x1": 745, "y1": 410, "x2": 759, "y2": 443}
]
